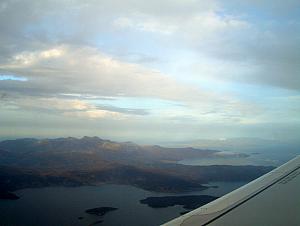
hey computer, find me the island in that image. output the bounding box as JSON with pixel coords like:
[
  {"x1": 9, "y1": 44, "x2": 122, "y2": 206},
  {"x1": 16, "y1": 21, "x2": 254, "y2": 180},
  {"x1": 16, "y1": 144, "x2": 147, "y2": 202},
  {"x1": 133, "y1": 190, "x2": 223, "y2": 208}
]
[
  {"x1": 85, "y1": 207, "x2": 118, "y2": 216},
  {"x1": 140, "y1": 195, "x2": 218, "y2": 210}
]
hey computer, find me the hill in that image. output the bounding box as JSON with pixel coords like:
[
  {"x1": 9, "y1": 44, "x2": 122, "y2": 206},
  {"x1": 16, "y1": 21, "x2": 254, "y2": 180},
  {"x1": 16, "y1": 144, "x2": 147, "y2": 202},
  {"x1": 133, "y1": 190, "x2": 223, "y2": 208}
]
[{"x1": 0, "y1": 137, "x2": 274, "y2": 195}]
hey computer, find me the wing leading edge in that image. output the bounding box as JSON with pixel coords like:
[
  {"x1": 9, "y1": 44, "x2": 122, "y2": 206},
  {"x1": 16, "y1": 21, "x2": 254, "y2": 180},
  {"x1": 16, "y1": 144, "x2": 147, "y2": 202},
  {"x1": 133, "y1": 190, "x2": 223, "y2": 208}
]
[{"x1": 162, "y1": 155, "x2": 300, "y2": 226}]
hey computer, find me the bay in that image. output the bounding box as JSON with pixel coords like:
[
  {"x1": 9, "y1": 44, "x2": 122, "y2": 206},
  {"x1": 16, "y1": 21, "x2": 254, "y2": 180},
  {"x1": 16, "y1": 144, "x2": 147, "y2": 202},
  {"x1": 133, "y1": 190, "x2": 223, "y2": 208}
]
[{"x1": 0, "y1": 182, "x2": 245, "y2": 226}]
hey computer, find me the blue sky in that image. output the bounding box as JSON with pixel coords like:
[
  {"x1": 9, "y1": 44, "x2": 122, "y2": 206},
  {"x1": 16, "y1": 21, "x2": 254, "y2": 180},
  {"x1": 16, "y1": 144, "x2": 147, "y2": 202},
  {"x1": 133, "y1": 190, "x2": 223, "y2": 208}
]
[{"x1": 0, "y1": 0, "x2": 299, "y2": 143}]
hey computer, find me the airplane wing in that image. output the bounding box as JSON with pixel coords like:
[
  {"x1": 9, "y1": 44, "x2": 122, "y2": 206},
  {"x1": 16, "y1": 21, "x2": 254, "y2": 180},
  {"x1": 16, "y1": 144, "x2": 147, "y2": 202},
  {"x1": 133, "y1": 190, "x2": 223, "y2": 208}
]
[{"x1": 162, "y1": 155, "x2": 300, "y2": 226}]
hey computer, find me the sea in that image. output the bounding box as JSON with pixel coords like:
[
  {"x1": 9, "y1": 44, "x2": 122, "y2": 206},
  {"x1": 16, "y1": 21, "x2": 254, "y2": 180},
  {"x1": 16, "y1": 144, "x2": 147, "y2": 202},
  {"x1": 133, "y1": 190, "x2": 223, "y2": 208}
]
[{"x1": 0, "y1": 182, "x2": 245, "y2": 226}]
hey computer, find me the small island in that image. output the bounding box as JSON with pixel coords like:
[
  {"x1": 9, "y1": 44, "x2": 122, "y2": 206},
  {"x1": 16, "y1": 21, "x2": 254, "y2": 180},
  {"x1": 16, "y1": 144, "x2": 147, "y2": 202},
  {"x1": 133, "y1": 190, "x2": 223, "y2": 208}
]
[
  {"x1": 85, "y1": 207, "x2": 118, "y2": 216},
  {"x1": 140, "y1": 195, "x2": 218, "y2": 210}
]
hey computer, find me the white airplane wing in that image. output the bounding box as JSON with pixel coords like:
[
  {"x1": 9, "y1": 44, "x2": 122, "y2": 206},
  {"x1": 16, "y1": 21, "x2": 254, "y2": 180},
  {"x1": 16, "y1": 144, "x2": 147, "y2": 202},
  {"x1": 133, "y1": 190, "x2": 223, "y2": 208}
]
[{"x1": 162, "y1": 155, "x2": 300, "y2": 226}]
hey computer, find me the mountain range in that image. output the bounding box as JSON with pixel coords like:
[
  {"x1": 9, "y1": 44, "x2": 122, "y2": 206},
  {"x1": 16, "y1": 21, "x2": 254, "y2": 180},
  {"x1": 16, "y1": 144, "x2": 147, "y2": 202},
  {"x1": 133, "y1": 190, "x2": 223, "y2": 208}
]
[{"x1": 0, "y1": 137, "x2": 273, "y2": 196}]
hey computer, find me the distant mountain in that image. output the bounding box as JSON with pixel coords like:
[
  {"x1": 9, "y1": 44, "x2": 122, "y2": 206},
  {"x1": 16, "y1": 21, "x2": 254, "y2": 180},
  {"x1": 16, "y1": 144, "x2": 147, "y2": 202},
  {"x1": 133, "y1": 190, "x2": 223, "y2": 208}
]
[
  {"x1": 0, "y1": 136, "x2": 216, "y2": 169},
  {"x1": 0, "y1": 137, "x2": 274, "y2": 195}
]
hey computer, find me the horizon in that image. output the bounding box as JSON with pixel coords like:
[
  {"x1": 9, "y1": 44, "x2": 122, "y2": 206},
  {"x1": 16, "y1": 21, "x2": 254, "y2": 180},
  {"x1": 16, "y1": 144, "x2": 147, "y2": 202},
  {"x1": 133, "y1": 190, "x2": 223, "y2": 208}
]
[
  {"x1": 1, "y1": 0, "x2": 300, "y2": 143},
  {"x1": 0, "y1": 135, "x2": 299, "y2": 148}
]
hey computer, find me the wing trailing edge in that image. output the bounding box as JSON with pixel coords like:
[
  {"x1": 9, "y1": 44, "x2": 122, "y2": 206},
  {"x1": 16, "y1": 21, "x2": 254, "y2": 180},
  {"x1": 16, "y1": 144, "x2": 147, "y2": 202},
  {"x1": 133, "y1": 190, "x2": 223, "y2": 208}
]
[{"x1": 162, "y1": 155, "x2": 300, "y2": 226}]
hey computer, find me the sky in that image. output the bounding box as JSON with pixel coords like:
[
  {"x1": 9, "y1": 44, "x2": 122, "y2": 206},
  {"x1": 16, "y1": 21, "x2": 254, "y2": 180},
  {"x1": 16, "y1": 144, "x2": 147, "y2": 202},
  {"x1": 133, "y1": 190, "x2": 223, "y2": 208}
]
[{"x1": 0, "y1": 0, "x2": 300, "y2": 143}]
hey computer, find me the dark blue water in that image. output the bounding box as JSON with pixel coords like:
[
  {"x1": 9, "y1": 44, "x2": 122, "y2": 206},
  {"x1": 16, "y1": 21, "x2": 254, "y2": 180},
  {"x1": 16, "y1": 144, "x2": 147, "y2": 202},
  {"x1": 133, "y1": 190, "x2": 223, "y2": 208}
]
[{"x1": 0, "y1": 182, "x2": 245, "y2": 226}]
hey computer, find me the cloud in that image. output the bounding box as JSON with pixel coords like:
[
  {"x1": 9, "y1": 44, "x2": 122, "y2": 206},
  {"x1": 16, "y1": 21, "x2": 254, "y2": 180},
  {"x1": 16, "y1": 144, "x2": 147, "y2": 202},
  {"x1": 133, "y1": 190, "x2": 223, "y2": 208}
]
[
  {"x1": 184, "y1": 3, "x2": 300, "y2": 91},
  {"x1": 1, "y1": 44, "x2": 256, "y2": 123},
  {"x1": 220, "y1": 0, "x2": 300, "y2": 17},
  {"x1": 63, "y1": 109, "x2": 122, "y2": 119},
  {"x1": 1, "y1": 0, "x2": 299, "y2": 91},
  {"x1": 0, "y1": 96, "x2": 138, "y2": 119},
  {"x1": 112, "y1": 6, "x2": 248, "y2": 37},
  {"x1": 0, "y1": 45, "x2": 208, "y2": 102},
  {"x1": 113, "y1": 16, "x2": 178, "y2": 35},
  {"x1": 0, "y1": 45, "x2": 223, "y2": 122},
  {"x1": 111, "y1": 1, "x2": 300, "y2": 91},
  {"x1": 0, "y1": 0, "x2": 299, "y2": 141}
]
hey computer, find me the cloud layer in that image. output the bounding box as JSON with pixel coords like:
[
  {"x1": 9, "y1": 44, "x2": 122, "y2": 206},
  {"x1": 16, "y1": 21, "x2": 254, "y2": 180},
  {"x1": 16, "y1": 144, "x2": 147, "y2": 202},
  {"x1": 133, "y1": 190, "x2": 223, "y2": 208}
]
[{"x1": 0, "y1": 0, "x2": 299, "y2": 142}]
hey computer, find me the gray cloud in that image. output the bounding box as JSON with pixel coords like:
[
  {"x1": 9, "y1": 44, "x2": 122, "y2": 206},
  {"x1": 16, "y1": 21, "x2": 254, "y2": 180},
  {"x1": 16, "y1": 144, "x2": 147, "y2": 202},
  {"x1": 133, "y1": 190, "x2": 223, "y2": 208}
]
[
  {"x1": 197, "y1": 21, "x2": 300, "y2": 90},
  {"x1": 1, "y1": 0, "x2": 299, "y2": 91}
]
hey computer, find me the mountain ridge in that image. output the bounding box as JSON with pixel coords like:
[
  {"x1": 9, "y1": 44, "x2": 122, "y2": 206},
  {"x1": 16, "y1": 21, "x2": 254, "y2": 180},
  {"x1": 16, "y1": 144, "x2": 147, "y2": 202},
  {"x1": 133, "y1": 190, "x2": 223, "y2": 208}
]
[{"x1": 0, "y1": 136, "x2": 273, "y2": 195}]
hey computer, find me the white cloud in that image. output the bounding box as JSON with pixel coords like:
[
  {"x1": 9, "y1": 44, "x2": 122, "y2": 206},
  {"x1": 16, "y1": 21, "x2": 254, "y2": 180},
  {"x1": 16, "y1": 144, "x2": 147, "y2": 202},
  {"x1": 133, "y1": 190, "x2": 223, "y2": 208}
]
[
  {"x1": 4, "y1": 96, "x2": 125, "y2": 119},
  {"x1": 0, "y1": 45, "x2": 210, "y2": 102},
  {"x1": 2, "y1": 47, "x2": 65, "y2": 69},
  {"x1": 64, "y1": 109, "x2": 123, "y2": 119}
]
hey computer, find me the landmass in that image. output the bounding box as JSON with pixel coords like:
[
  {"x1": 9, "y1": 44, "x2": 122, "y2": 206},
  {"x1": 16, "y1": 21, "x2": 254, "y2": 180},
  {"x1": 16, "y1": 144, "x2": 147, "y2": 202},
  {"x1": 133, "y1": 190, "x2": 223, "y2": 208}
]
[
  {"x1": 85, "y1": 207, "x2": 118, "y2": 216},
  {"x1": 84, "y1": 207, "x2": 117, "y2": 226},
  {"x1": 0, "y1": 137, "x2": 274, "y2": 195},
  {"x1": 140, "y1": 195, "x2": 218, "y2": 210}
]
